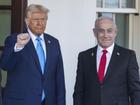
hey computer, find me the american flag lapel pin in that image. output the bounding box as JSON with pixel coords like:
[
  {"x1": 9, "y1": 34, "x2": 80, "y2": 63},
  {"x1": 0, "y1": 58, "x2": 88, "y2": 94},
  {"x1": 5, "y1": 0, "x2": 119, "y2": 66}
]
[
  {"x1": 48, "y1": 40, "x2": 51, "y2": 44},
  {"x1": 46, "y1": 39, "x2": 51, "y2": 44},
  {"x1": 91, "y1": 52, "x2": 94, "y2": 56},
  {"x1": 117, "y1": 52, "x2": 120, "y2": 56}
]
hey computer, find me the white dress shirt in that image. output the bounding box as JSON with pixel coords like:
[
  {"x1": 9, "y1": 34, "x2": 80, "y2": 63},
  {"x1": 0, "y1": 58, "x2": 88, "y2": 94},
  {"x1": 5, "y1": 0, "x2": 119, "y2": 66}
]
[
  {"x1": 96, "y1": 43, "x2": 114, "y2": 76},
  {"x1": 28, "y1": 29, "x2": 46, "y2": 59}
]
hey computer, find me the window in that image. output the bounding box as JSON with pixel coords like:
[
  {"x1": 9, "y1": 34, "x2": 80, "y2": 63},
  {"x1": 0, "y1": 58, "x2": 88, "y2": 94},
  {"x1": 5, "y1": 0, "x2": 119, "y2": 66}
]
[
  {"x1": 97, "y1": 0, "x2": 135, "y2": 8},
  {"x1": 0, "y1": 0, "x2": 27, "y2": 49},
  {"x1": 0, "y1": 0, "x2": 11, "y2": 49},
  {"x1": 96, "y1": 0, "x2": 138, "y2": 13}
]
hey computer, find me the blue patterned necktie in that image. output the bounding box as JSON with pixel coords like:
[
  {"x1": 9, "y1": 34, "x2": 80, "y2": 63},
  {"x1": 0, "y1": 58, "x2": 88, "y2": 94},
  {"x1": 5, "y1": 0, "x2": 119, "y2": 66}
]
[
  {"x1": 36, "y1": 37, "x2": 45, "y2": 100},
  {"x1": 36, "y1": 37, "x2": 45, "y2": 74}
]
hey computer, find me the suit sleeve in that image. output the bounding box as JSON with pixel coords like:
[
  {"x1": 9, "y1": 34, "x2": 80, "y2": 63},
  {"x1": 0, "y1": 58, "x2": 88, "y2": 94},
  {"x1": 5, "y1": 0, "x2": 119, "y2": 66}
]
[
  {"x1": 0, "y1": 35, "x2": 17, "y2": 71},
  {"x1": 56, "y1": 41, "x2": 66, "y2": 105},
  {"x1": 127, "y1": 50, "x2": 140, "y2": 105},
  {"x1": 73, "y1": 52, "x2": 84, "y2": 105}
]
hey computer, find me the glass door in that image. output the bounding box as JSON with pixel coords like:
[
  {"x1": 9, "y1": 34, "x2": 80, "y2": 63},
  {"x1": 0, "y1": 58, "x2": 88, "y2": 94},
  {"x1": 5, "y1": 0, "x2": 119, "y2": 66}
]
[{"x1": 0, "y1": 0, "x2": 11, "y2": 49}]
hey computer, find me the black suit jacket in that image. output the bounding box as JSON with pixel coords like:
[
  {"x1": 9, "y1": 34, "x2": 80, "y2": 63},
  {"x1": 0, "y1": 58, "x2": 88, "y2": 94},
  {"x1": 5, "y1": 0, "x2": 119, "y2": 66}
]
[{"x1": 73, "y1": 44, "x2": 140, "y2": 105}]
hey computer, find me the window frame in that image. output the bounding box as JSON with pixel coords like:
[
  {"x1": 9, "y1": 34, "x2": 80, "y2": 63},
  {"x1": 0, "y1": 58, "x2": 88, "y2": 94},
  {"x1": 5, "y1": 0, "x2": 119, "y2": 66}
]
[
  {"x1": 96, "y1": 0, "x2": 139, "y2": 13},
  {"x1": 0, "y1": 0, "x2": 27, "y2": 51}
]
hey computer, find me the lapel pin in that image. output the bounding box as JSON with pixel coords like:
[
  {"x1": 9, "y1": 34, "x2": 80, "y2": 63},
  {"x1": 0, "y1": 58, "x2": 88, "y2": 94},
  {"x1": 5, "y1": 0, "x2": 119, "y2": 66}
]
[
  {"x1": 48, "y1": 40, "x2": 51, "y2": 44},
  {"x1": 91, "y1": 52, "x2": 94, "y2": 56},
  {"x1": 117, "y1": 52, "x2": 120, "y2": 56}
]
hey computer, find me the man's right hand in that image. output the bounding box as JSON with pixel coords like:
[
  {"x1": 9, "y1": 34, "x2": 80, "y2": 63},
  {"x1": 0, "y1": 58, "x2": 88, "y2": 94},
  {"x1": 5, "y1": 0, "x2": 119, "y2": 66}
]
[{"x1": 16, "y1": 33, "x2": 30, "y2": 49}]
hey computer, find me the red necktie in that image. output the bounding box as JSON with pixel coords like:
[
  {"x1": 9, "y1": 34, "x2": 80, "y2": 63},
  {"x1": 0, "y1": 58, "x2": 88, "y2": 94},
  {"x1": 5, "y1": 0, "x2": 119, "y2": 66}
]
[{"x1": 98, "y1": 49, "x2": 107, "y2": 84}]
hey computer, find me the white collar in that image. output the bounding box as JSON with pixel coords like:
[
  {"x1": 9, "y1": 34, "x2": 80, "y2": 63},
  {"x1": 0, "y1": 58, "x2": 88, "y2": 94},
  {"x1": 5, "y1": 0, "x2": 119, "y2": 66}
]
[
  {"x1": 97, "y1": 43, "x2": 114, "y2": 54},
  {"x1": 27, "y1": 28, "x2": 44, "y2": 42}
]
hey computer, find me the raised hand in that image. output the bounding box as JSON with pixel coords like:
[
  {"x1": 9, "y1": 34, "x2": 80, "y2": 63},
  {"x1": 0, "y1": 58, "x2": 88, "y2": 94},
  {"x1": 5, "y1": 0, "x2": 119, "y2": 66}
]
[{"x1": 16, "y1": 33, "x2": 30, "y2": 49}]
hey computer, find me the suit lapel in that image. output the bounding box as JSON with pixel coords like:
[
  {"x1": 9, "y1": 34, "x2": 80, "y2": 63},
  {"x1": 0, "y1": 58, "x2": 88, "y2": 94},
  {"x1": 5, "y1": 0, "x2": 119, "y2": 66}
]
[
  {"x1": 26, "y1": 33, "x2": 51, "y2": 76},
  {"x1": 89, "y1": 46, "x2": 100, "y2": 83},
  {"x1": 26, "y1": 39, "x2": 43, "y2": 75},
  {"x1": 103, "y1": 45, "x2": 121, "y2": 83},
  {"x1": 43, "y1": 34, "x2": 51, "y2": 75},
  {"x1": 90, "y1": 49, "x2": 97, "y2": 73}
]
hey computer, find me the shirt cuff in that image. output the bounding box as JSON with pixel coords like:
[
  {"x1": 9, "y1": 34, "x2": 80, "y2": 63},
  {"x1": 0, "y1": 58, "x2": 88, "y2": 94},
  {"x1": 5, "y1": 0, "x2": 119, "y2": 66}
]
[{"x1": 14, "y1": 43, "x2": 24, "y2": 52}]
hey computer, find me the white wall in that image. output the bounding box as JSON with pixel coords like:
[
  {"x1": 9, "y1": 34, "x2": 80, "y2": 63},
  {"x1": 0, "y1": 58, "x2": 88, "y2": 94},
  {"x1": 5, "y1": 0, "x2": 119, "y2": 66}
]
[{"x1": 28, "y1": 0, "x2": 96, "y2": 105}]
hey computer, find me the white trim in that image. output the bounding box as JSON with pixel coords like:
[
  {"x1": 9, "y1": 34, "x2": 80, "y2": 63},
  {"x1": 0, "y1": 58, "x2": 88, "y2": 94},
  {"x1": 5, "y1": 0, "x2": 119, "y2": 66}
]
[
  {"x1": 119, "y1": 0, "x2": 122, "y2": 8},
  {"x1": 136, "y1": 0, "x2": 139, "y2": 12},
  {"x1": 96, "y1": 8, "x2": 138, "y2": 13},
  {"x1": 102, "y1": 0, "x2": 105, "y2": 8},
  {"x1": 128, "y1": 14, "x2": 133, "y2": 49},
  {"x1": 112, "y1": 14, "x2": 115, "y2": 23}
]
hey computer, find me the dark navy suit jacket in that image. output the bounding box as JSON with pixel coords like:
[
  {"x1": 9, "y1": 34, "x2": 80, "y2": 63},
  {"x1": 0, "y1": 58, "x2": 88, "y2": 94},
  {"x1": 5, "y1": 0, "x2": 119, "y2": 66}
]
[
  {"x1": 73, "y1": 44, "x2": 140, "y2": 105},
  {"x1": 0, "y1": 33, "x2": 66, "y2": 105}
]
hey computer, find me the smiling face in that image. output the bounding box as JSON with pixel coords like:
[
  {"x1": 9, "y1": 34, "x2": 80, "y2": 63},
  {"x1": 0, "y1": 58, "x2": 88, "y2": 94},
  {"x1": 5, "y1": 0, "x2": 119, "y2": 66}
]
[
  {"x1": 25, "y1": 11, "x2": 47, "y2": 35},
  {"x1": 93, "y1": 18, "x2": 117, "y2": 48}
]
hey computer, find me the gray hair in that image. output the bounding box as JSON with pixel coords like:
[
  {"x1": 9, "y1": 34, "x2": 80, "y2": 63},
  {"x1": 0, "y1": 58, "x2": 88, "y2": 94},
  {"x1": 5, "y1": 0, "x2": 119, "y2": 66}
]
[
  {"x1": 94, "y1": 16, "x2": 117, "y2": 29},
  {"x1": 25, "y1": 4, "x2": 50, "y2": 19}
]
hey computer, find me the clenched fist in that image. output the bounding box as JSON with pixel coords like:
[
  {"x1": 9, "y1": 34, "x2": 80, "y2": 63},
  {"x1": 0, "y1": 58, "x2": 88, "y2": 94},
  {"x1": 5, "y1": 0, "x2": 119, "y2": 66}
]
[{"x1": 16, "y1": 33, "x2": 30, "y2": 49}]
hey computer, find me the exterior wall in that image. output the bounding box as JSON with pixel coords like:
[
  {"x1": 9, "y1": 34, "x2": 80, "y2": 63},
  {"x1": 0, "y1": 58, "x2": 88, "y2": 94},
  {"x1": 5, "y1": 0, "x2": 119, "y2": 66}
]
[{"x1": 28, "y1": 0, "x2": 97, "y2": 105}]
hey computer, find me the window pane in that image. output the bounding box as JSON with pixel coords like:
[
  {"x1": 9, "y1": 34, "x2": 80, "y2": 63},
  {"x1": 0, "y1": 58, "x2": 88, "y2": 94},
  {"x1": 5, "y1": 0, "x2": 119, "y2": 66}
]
[
  {"x1": 97, "y1": 0, "x2": 136, "y2": 8},
  {"x1": 0, "y1": 0, "x2": 11, "y2": 5},
  {"x1": 98, "y1": 12, "x2": 113, "y2": 18},
  {"x1": 105, "y1": 0, "x2": 119, "y2": 8},
  {"x1": 0, "y1": 10, "x2": 11, "y2": 46},
  {"x1": 115, "y1": 14, "x2": 129, "y2": 48},
  {"x1": 121, "y1": 0, "x2": 135, "y2": 8},
  {"x1": 97, "y1": 0, "x2": 102, "y2": 7}
]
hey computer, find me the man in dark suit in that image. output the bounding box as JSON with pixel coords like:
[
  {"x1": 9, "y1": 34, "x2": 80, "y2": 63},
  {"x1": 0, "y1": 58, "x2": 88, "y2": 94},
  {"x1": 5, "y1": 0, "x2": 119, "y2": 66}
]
[
  {"x1": 0, "y1": 4, "x2": 66, "y2": 105},
  {"x1": 73, "y1": 16, "x2": 140, "y2": 105}
]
